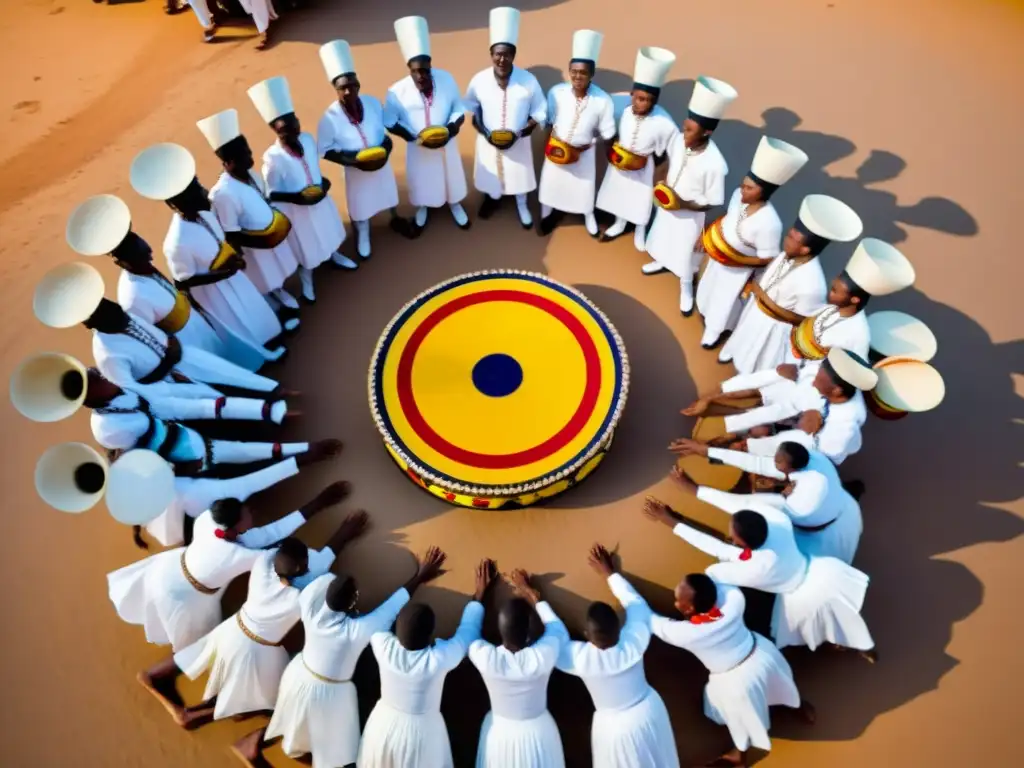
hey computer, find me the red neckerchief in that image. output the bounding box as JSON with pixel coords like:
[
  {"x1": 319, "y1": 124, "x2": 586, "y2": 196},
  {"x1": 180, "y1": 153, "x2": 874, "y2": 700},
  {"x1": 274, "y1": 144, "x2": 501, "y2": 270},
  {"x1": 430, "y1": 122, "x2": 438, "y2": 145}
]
[
  {"x1": 282, "y1": 139, "x2": 315, "y2": 184},
  {"x1": 214, "y1": 528, "x2": 237, "y2": 541},
  {"x1": 689, "y1": 607, "x2": 724, "y2": 625},
  {"x1": 420, "y1": 79, "x2": 435, "y2": 125},
  {"x1": 739, "y1": 548, "x2": 753, "y2": 561},
  {"x1": 342, "y1": 99, "x2": 369, "y2": 149}
]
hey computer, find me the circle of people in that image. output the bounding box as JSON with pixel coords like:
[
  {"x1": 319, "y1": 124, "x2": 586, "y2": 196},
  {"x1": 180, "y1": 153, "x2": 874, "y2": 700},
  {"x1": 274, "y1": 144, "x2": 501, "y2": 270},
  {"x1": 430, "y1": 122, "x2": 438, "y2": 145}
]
[{"x1": 12, "y1": 7, "x2": 949, "y2": 768}]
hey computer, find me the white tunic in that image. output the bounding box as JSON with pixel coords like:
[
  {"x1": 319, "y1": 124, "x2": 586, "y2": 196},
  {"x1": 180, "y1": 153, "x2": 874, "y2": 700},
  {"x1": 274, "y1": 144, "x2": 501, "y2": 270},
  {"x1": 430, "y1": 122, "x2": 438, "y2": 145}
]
[
  {"x1": 470, "y1": 601, "x2": 569, "y2": 768},
  {"x1": 360, "y1": 600, "x2": 485, "y2": 768},
  {"x1": 265, "y1": 578, "x2": 410, "y2": 768},
  {"x1": 262, "y1": 133, "x2": 346, "y2": 270},
  {"x1": 317, "y1": 97, "x2": 400, "y2": 222},
  {"x1": 557, "y1": 574, "x2": 679, "y2": 768},
  {"x1": 645, "y1": 136, "x2": 728, "y2": 278},
  {"x1": 696, "y1": 189, "x2": 783, "y2": 336},
  {"x1": 209, "y1": 171, "x2": 299, "y2": 295},
  {"x1": 721, "y1": 372, "x2": 825, "y2": 435},
  {"x1": 595, "y1": 100, "x2": 678, "y2": 225},
  {"x1": 386, "y1": 69, "x2": 469, "y2": 208},
  {"x1": 720, "y1": 254, "x2": 827, "y2": 374},
  {"x1": 106, "y1": 502, "x2": 304, "y2": 651},
  {"x1": 537, "y1": 82, "x2": 616, "y2": 215},
  {"x1": 237, "y1": 0, "x2": 276, "y2": 33},
  {"x1": 116, "y1": 270, "x2": 222, "y2": 357},
  {"x1": 464, "y1": 66, "x2": 547, "y2": 197},
  {"x1": 786, "y1": 307, "x2": 872, "y2": 381},
  {"x1": 164, "y1": 210, "x2": 283, "y2": 352}
]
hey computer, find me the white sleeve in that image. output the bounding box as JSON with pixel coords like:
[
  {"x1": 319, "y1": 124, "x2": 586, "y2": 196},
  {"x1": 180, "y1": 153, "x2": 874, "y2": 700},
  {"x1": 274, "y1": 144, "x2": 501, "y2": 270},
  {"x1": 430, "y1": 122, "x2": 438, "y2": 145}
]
[
  {"x1": 261, "y1": 152, "x2": 283, "y2": 193},
  {"x1": 235, "y1": 510, "x2": 306, "y2": 549},
  {"x1": 534, "y1": 601, "x2": 569, "y2": 665},
  {"x1": 696, "y1": 485, "x2": 755, "y2": 516},
  {"x1": 209, "y1": 189, "x2": 240, "y2": 233},
  {"x1": 649, "y1": 611, "x2": 702, "y2": 649},
  {"x1": 705, "y1": 161, "x2": 727, "y2": 207},
  {"x1": 598, "y1": 96, "x2": 616, "y2": 141},
  {"x1": 724, "y1": 400, "x2": 800, "y2": 434},
  {"x1": 306, "y1": 546, "x2": 338, "y2": 578},
  {"x1": 706, "y1": 556, "x2": 775, "y2": 590},
  {"x1": 721, "y1": 369, "x2": 782, "y2": 393},
  {"x1": 383, "y1": 89, "x2": 404, "y2": 129},
  {"x1": 147, "y1": 396, "x2": 216, "y2": 422},
  {"x1": 164, "y1": 237, "x2": 196, "y2": 281},
  {"x1": 191, "y1": 459, "x2": 300, "y2": 515},
  {"x1": 756, "y1": 216, "x2": 783, "y2": 259},
  {"x1": 607, "y1": 574, "x2": 652, "y2": 651},
  {"x1": 445, "y1": 74, "x2": 465, "y2": 123},
  {"x1": 815, "y1": 418, "x2": 859, "y2": 464},
  {"x1": 316, "y1": 112, "x2": 337, "y2": 156},
  {"x1": 672, "y1": 521, "x2": 744, "y2": 561},
  {"x1": 463, "y1": 76, "x2": 481, "y2": 116},
  {"x1": 528, "y1": 76, "x2": 547, "y2": 124},
  {"x1": 545, "y1": 88, "x2": 558, "y2": 130},
  {"x1": 555, "y1": 639, "x2": 587, "y2": 676},
  {"x1": 707, "y1": 447, "x2": 786, "y2": 480},
  {"x1": 356, "y1": 587, "x2": 410, "y2": 641},
  {"x1": 435, "y1": 600, "x2": 485, "y2": 671},
  {"x1": 654, "y1": 118, "x2": 679, "y2": 156}
]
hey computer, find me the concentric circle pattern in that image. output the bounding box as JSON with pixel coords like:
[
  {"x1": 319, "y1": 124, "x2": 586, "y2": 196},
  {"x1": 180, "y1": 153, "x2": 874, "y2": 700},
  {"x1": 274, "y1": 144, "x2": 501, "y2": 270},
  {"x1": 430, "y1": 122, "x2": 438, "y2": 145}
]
[{"x1": 369, "y1": 271, "x2": 629, "y2": 508}]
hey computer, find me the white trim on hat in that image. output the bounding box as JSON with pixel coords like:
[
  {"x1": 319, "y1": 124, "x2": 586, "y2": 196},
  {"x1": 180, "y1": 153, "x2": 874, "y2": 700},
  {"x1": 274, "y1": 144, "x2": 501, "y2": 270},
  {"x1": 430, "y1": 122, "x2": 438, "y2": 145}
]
[
  {"x1": 633, "y1": 46, "x2": 676, "y2": 89},
  {"x1": 394, "y1": 16, "x2": 431, "y2": 62},
  {"x1": 33, "y1": 262, "x2": 106, "y2": 329},
  {"x1": 844, "y1": 238, "x2": 916, "y2": 296},
  {"x1": 867, "y1": 311, "x2": 937, "y2": 362},
  {"x1": 35, "y1": 442, "x2": 108, "y2": 514},
  {"x1": 827, "y1": 347, "x2": 878, "y2": 391},
  {"x1": 571, "y1": 29, "x2": 603, "y2": 64},
  {"x1": 130, "y1": 143, "x2": 197, "y2": 201},
  {"x1": 196, "y1": 108, "x2": 241, "y2": 152},
  {"x1": 66, "y1": 195, "x2": 131, "y2": 257},
  {"x1": 320, "y1": 40, "x2": 357, "y2": 83},
  {"x1": 106, "y1": 450, "x2": 176, "y2": 525},
  {"x1": 798, "y1": 194, "x2": 863, "y2": 243},
  {"x1": 247, "y1": 76, "x2": 294, "y2": 125},
  {"x1": 873, "y1": 358, "x2": 945, "y2": 413},
  {"x1": 688, "y1": 76, "x2": 738, "y2": 120},
  {"x1": 749, "y1": 136, "x2": 808, "y2": 187},
  {"x1": 10, "y1": 352, "x2": 87, "y2": 423},
  {"x1": 489, "y1": 7, "x2": 521, "y2": 47}
]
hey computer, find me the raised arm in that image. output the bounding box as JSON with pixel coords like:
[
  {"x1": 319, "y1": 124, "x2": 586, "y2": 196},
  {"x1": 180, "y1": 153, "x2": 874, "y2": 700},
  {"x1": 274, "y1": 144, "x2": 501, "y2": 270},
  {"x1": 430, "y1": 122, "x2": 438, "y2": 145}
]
[
  {"x1": 435, "y1": 599, "x2": 485, "y2": 671},
  {"x1": 187, "y1": 457, "x2": 300, "y2": 518},
  {"x1": 235, "y1": 478, "x2": 348, "y2": 549},
  {"x1": 649, "y1": 610, "x2": 704, "y2": 649},
  {"x1": 708, "y1": 447, "x2": 785, "y2": 480},
  {"x1": 506, "y1": 569, "x2": 569, "y2": 663}
]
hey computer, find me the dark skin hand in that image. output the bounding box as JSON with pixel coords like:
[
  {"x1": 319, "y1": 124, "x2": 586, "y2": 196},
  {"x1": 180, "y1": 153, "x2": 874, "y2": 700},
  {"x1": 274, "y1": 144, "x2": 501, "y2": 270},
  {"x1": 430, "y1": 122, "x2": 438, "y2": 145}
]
[
  {"x1": 670, "y1": 465, "x2": 700, "y2": 495},
  {"x1": 403, "y1": 546, "x2": 448, "y2": 594},
  {"x1": 325, "y1": 509, "x2": 371, "y2": 554},
  {"x1": 505, "y1": 568, "x2": 541, "y2": 605},
  {"x1": 386, "y1": 121, "x2": 418, "y2": 143},
  {"x1": 641, "y1": 496, "x2": 683, "y2": 528},
  {"x1": 473, "y1": 558, "x2": 499, "y2": 602},
  {"x1": 295, "y1": 438, "x2": 343, "y2": 467},
  {"x1": 298, "y1": 481, "x2": 352, "y2": 520},
  {"x1": 776, "y1": 364, "x2": 799, "y2": 381},
  {"x1": 669, "y1": 438, "x2": 709, "y2": 457},
  {"x1": 587, "y1": 543, "x2": 617, "y2": 578}
]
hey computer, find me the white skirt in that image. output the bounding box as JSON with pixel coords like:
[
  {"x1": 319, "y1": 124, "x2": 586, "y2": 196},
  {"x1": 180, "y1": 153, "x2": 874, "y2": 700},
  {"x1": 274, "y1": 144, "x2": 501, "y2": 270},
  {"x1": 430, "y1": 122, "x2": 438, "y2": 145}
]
[
  {"x1": 241, "y1": 240, "x2": 299, "y2": 295},
  {"x1": 703, "y1": 633, "x2": 800, "y2": 753},
  {"x1": 359, "y1": 700, "x2": 454, "y2": 768},
  {"x1": 475, "y1": 710, "x2": 565, "y2": 768},
  {"x1": 772, "y1": 557, "x2": 875, "y2": 651},
  {"x1": 696, "y1": 260, "x2": 754, "y2": 337},
  {"x1": 595, "y1": 161, "x2": 654, "y2": 225},
  {"x1": 407, "y1": 142, "x2": 468, "y2": 208},
  {"x1": 474, "y1": 135, "x2": 537, "y2": 198},
  {"x1": 719, "y1": 298, "x2": 792, "y2": 374},
  {"x1": 178, "y1": 344, "x2": 277, "y2": 394},
  {"x1": 191, "y1": 272, "x2": 282, "y2": 350},
  {"x1": 538, "y1": 148, "x2": 598, "y2": 214},
  {"x1": 645, "y1": 208, "x2": 705, "y2": 277},
  {"x1": 277, "y1": 197, "x2": 345, "y2": 270},
  {"x1": 343, "y1": 162, "x2": 400, "y2": 222},
  {"x1": 265, "y1": 653, "x2": 360, "y2": 768},
  {"x1": 592, "y1": 688, "x2": 679, "y2": 768},
  {"x1": 173, "y1": 615, "x2": 290, "y2": 720},
  {"x1": 176, "y1": 311, "x2": 224, "y2": 357},
  {"x1": 793, "y1": 501, "x2": 863, "y2": 566}
]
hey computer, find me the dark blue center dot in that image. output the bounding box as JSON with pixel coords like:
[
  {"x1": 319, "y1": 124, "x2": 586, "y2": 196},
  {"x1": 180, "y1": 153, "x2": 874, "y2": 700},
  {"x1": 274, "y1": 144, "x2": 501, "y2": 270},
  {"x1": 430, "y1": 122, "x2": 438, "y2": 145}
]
[{"x1": 471, "y1": 353, "x2": 523, "y2": 398}]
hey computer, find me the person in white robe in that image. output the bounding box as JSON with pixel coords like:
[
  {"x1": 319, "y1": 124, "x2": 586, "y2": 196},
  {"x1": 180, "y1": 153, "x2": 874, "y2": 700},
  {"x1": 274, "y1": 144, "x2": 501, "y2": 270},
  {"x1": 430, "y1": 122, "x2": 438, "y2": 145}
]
[
  {"x1": 595, "y1": 47, "x2": 678, "y2": 251},
  {"x1": 231, "y1": 547, "x2": 449, "y2": 768},
  {"x1": 188, "y1": 0, "x2": 276, "y2": 48},
  {"x1": 646, "y1": 568, "x2": 814, "y2": 767},
  {"x1": 464, "y1": 7, "x2": 547, "y2": 229},
  {"x1": 136, "y1": 511, "x2": 371, "y2": 728},
  {"x1": 197, "y1": 108, "x2": 302, "y2": 313},
  {"x1": 559, "y1": 544, "x2": 679, "y2": 768},
  {"x1": 644, "y1": 480, "x2": 877, "y2": 661},
  {"x1": 718, "y1": 194, "x2": 863, "y2": 371},
  {"x1": 248, "y1": 76, "x2": 355, "y2": 303},
  {"x1": 318, "y1": 40, "x2": 419, "y2": 260},
  {"x1": 470, "y1": 568, "x2": 569, "y2": 768},
  {"x1": 359, "y1": 558, "x2": 497, "y2": 768},
  {"x1": 385, "y1": 16, "x2": 471, "y2": 230},
  {"x1": 643, "y1": 76, "x2": 733, "y2": 314},
  {"x1": 695, "y1": 137, "x2": 808, "y2": 348},
  {"x1": 536, "y1": 30, "x2": 616, "y2": 238}
]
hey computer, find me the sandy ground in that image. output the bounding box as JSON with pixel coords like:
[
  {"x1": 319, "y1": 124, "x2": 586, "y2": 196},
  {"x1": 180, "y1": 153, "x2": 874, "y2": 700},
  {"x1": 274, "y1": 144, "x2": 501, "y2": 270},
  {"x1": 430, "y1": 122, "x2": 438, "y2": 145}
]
[{"x1": 1, "y1": 0, "x2": 1021, "y2": 765}]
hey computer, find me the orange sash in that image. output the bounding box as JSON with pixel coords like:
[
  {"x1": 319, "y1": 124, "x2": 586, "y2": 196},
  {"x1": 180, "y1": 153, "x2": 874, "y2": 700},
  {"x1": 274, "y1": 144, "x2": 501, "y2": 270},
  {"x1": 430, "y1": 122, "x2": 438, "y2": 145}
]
[
  {"x1": 702, "y1": 217, "x2": 770, "y2": 268},
  {"x1": 752, "y1": 284, "x2": 806, "y2": 326},
  {"x1": 210, "y1": 239, "x2": 240, "y2": 271},
  {"x1": 155, "y1": 290, "x2": 192, "y2": 335},
  {"x1": 789, "y1": 315, "x2": 828, "y2": 360}
]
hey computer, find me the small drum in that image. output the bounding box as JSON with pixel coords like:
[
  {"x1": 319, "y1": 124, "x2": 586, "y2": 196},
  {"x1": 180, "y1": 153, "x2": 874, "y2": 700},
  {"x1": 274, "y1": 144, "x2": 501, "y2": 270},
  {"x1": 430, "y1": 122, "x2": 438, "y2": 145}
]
[
  {"x1": 298, "y1": 184, "x2": 327, "y2": 205},
  {"x1": 652, "y1": 182, "x2": 682, "y2": 210},
  {"x1": 544, "y1": 136, "x2": 582, "y2": 165},
  {"x1": 607, "y1": 143, "x2": 647, "y2": 171},
  {"x1": 418, "y1": 126, "x2": 450, "y2": 149},
  {"x1": 355, "y1": 146, "x2": 388, "y2": 171},
  {"x1": 489, "y1": 129, "x2": 517, "y2": 150}
]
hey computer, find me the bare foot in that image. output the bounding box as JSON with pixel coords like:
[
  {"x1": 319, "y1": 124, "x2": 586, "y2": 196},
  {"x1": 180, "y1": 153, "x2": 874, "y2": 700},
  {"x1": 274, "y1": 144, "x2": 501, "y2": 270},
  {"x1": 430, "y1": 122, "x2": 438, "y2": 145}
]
[
  {"x1": 203, "y1": 25, "x2": 218, "y2": 42},
  {"x1": 860, "y1": 648, "x2": 878, "y2": 664},
  {"x1": 136, "y1": 671, "x2": 187, "y2": 726},
  {"x1": 705, "y1": 748, "x2": 745, "y2": 767},
  {"x1": 255, "y1": 32, "x2": 269, "y2": 50},
  {"x1": 798, "y1": 699, "x2": 817, "y2": 724}
]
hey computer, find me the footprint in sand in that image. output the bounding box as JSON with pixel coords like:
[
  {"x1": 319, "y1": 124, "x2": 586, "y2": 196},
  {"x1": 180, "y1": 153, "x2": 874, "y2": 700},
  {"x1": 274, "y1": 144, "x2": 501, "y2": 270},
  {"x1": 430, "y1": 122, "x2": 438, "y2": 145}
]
[{"x1": 12, "y1": 100, "x2": 41, "y2": 119}]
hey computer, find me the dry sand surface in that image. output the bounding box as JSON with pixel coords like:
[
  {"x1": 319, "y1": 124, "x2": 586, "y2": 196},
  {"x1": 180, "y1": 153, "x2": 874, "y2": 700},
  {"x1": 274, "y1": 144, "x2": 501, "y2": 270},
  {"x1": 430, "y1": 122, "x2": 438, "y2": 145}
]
[{"x1": 1, "y1": 0, "x2": 1022, "y2": 765}]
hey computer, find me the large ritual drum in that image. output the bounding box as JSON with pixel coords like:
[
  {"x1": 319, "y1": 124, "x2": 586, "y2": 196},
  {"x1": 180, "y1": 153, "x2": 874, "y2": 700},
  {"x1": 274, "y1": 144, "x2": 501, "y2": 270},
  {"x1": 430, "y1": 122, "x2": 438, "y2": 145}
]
[{"x1": 369, "y1": 271, "x2": 629, "y2": 509}]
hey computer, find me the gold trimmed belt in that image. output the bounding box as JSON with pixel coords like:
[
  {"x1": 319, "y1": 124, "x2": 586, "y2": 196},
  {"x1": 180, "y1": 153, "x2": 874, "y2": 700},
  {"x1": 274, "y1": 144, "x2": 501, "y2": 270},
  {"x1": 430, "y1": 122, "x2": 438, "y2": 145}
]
[
  {"x1": 754, "y1": 289, "x2": 806, "y2": 327},
  {"x1": 702, "y1": 217, "x2": 767, "y2": 268},
  {"x1": 235, "y1": 612, "x2": 282, "y2": 647},
  {"x1": 155, "y1": 290, "x2": 192, "y2": 335},
  {"x1": 180, "y1": 551, "x2": 218, "y2": 595},
  {"x1": 789, "y1": 315, "x2": 828, "y2": 360},
  {"x1": 243, "y1": 208, "x2": 292, "y2": 250},
  {"x1": 302, "y1": 656, "x2": 349, "y2": 684}
]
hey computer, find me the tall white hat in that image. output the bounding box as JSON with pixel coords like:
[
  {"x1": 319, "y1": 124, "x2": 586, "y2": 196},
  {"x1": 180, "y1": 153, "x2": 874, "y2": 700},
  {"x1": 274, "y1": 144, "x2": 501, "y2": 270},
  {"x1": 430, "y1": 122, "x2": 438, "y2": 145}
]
[
  {"x1": 797, "y1": 194, "x2": 863, "y2": 246},
  {"x1": 66, "y1": 195, "x2": 131, "y2": 257},
  {"x1": 868, "y1": 311, "x2": 937, "y2": 362},
  {"x1": 196, "y1": 108, "x2": 241, "y2": 152},
  {"x1": 571, "y1": 29, "x2": 603, "y2": 64},
  {"x1": 633, "y1": 46, "x2": 675, "y2": 89},
  {"x1": 827, "y1": 347, "x2": 878, "y2": 391},
  {"x1": 395, "y1": 16, "x2": 430, "y2": 62},
  {"x1": 106, "y1": 450, "x2": 176, "y2": 525},
  {"x1": 35, "y1": 442, "x2": 108, "y2": 514},
  {"x1": 10, "y1": 352, "x2": 88, "y2": 423},
  {"x1": 34, "y1": 262, "x2": 105, "y2": 329},
  {"x1": 844, "y1": 238, "x2": 916, "y2": 296},
  {"x1": 688, "y1": 76, "x2": 738, "y2": 122},
  {"x1": 490, "y1": 7, "x2": 521, "y2": 47},
  {"x1": 320, "y1": 40, "x2": 356, "y2": 83},
  {"x1": 872, "y1": 358, "x2": 945, "y2": 413},
  {"x1": 750, "y1": 136, "x2": 809, "y2": 187},
  {"x1": 130, "y1": 143, "x2": 197, "y2": 201},
  {"x1": 247, "y1": 76, "x2": 295, "y2": 124}
]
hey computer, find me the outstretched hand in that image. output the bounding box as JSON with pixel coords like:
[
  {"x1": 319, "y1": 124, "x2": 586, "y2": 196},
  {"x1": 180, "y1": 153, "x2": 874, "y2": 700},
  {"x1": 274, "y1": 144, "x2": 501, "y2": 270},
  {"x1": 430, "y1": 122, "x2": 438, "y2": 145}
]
[
  {"x1": 587, "y1": 544, "x2": 617, "y2": 577},
  {"x1": 670, "y1": 465, "x2": 699, "y2": 495},
  {"x1": 416, "y1": 546, "x2": 448, "y2": 584},
  {"x1": 336, "y1": 508, "x2": 369, "y2": 540},
  {"x1": 681, "y1": 396, "x2": 712, "y2": 417},
  {"x1": 504, "y1": 568, "x2": 541, "y2": 604},
  {"x1": 642, "y1": 496, "x2": 678, "y2": 527},
  {"x1": 669, "y1": 438, "x2": 708, "y2": 457},
  {"x1": 474, "y1": 558, "x2": 498, "y2": 601}
]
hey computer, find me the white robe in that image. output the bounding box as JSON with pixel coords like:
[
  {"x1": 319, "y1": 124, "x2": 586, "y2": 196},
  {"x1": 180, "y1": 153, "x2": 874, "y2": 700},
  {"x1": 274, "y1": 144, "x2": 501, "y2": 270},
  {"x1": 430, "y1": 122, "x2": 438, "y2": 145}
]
[
  {"x1": 650, "y1": 583, "x2": 800, "y2": 753},
  {"x1": 470, "y1": 601, "x2": 569, "y2": 768},
  {"x1": 209, "y1": 171, "x2": 299, "y2": 295},
  {"x1": 386, "y1": 69, "x2": 469, "y2": 208},
  {"x1": 720, "y1": 254, "x2": 827, "y2": 374},
  {"x1": 117, "y1": 270, "x2": 223, "y2": 357},
  {"x1": 262, "y1": 133, "x2": 345, "y2": 269},
  {"x1": 318, "y1": 97, "x2": 400, "y2": 222},
  {"x1": 237, "y1": 0, "x2": 277, "y2": 33},
  {"x1": 696, "y1": 189, "x2": 783, "y2": 337},
  {"x1": 595, "y1": 100, "x2": 678, "y2": 225},
  {"x1": 557, "y1": 574, "x2": 679, "y2": 768},
  {"x1": 537, "y1": 82, "x2": 616, "y2": 215},
  {"x1": 186, "y1": 0, "x2": 212, "y2": 27},
  {"x1": 360, "y1": 601, "x2": 485, "y2": 768},
  {"x1": 266, "y1": 578, "x2": 410, "y2": 768},
  {"x1": 464, "y1": 66, "x2": 547, "y2": 198},
  {"x1": 645, "y1": 136, "x2": 728, "y2": 278},
  {"x1": 106, "y1": 502, "x2": 305, "y2": 650}
]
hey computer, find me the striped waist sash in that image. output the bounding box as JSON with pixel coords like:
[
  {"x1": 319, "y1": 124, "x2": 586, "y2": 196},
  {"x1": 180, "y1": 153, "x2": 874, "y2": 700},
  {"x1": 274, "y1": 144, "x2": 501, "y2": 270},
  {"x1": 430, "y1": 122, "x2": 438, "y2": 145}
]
[
  {"x1": 789, "y1": 315, "x2": 828, "y2": 360},
  {"x1": 702, "y1": 217, "x2": 766, "y2": 268}
]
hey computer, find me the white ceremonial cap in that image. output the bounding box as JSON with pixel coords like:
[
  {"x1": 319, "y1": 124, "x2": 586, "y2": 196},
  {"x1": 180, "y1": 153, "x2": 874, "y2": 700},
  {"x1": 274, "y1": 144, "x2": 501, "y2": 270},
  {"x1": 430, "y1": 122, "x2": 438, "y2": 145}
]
[
  {"x1": 844, "y1": 238, "x2": 916, "y2": 296},
  {"x1": 688, "y1": 76, "x2": 738, "y2": 120},
  {"x1": 34, "y1": 262, "x2": 106, "y2": 329},
  {"x1": 827, "y1": 347, "x2": 878, "y2": 391},
  {"x1": 247, "y1": 76, "x2": 294, "y2": 124},
  {"x1": 106, "y1": 450, "x2": 176, "y2": 526},
  {"x1": 10, "y1": 352, "x2": 88, "y2": 423},
  {"x1": 490, "y1": 7, "x2": 521, "y2": 47},
  {"x1": 66, "y1": 195, "x2": 131, "y2": 257},
  {"x1": 873, "y1": 357, "x2": 945, "y2": 413},
  {"x1": 798, "y1": 194, "x2": 863, "y2": 243},
  {"x1": 320, "y1": 40, "x2": 357, "y2": 83},
  {"x1": 35, "y1": 442, "x2": 108, "y2": 514},
  {"x1": 196, "y1": 108, "x2": 241, "y2": 151},
  {"x1": 750, "y1": 136, "x2": 809, "y2": 187},
  {"x1": 394, "y1": 16, "x2": 431, "y2": 62},
  {"x1": 130, "y1": 143, "x2": 197, "y2": 201},
  {"x1": 633, "y1": 46, "x2": 675, "y2": 89},
  {"x1": 868, "y1": 311, "x2": 937, "y2": 362},
  {"x1": 571, "y1": 29, "x2": 603, "y2": 64}
]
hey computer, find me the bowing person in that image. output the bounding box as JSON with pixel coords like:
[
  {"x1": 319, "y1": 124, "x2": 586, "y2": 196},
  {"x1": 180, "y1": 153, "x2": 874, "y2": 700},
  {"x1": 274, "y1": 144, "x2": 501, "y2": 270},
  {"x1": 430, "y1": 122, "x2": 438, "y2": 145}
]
[
  {"x1": 464, "y1": 7, "x2": 548, "y2": 229},
  {"x1": 248, "y1": 75, "x2": 355, "y2": 304}
]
